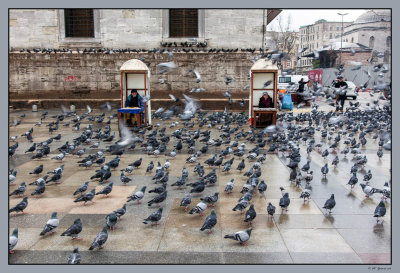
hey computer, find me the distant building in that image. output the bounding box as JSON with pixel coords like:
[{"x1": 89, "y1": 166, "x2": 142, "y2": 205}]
[
  {"x1": 342, "y1": 9, "x2": 391, "y2": 63},
  {"x1": 297, "y1": 19, "x2": 352, "y2": 73}
]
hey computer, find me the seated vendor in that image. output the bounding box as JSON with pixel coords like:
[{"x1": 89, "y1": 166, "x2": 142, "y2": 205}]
[
  {"x1": 258, "y1": 92, "x2": 273, "y2": 108},
  {"x1": 124, "y1": 89, "x2": 144, "y2": 126}
]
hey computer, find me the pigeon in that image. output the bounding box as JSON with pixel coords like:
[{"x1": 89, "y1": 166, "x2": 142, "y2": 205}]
[
  {"x1": 114, "y1": 204, "x2": 127, "y2": 219},
  {"x1": 29, "y1": 175, "x2": 48, "y2": 186},
  {"x1": 200, "y1": 192, "x2": 219, "y2": 207},
  {"x1": 232, "y1": 196, "x2": 249, "y2": 214},
  {"x1": 29, "y1": 164, "x2": 43, "y2": 175},
  {"x1": 143, "y1": 207, "x2": 164, "y2": 225},
  {"x1": 95, "y1": 182, "x2": 113, "y2": 197},
  {"x1": 31, "y1": 181, "x2": 46, "y2": 197},
  {"x1": 127, "y1": 186, "x2": 146, "y2": 204},
  {"x1": 381, "y1": 181, "x2": 391, "y2": 200},
  {"x1": 73, "y1": 181, "x2": 89, "y2": 196},
  {"x1": 105, "y1": 211, "x2": 118, "y2": 230},
  {"x1": 148, "y1": 191, "x2": 167, "y2": 207},
  {"x1": 74, "y1": 189, "x2": 96, "y2": 205},
  {"x1": 40, "y1": 212, "x2": 59, "y2": 236},
  {"x1": 149, "y1": 183, "x2": 167, "y2": 194},
  {"x1": 267, "y1": 202, "x2": 276, "y2": 218},
  {"x1": 257, "y1": 180, "x2": 267, "y2": 196},
  {"x1": 279, "y1": 193, "x2": 290, "y2": 212},
  {"x1": 190, "y1": 181, "x2": 206, "y2": 195},
  {"x1": 9, "y1": 197, "x2": 28, "y2": 214},
  {"x1": 180, "y1": 194, "x2": 192, "y2": 212},
  {"x1": 237, "y1": 159, "x2": 245, "y2": 172},
  {"x1": 321, "y1": 163, "x2": 329, "y2": 177},
  {"x1": 224, "y1": 179, "x2": 234, "y2": 193},
  {"x1": 322, "y1": 194, "x2": 336, "y2": 214},
  {"x1": 347, "y1": 172, "x2": 358, "y2": 189},
  {"x1": 244, "y1": 204, "x2": 257, "y2": 225},
  {"x1": 360, "y1": 183, "x2": 381, "y2": 198},
  {"x1": 300, "y1": 184, "x2": 312, "y2": 202},
  {"x1": 61, "y1": 219, "x2": 82, "y2": 240},
  {"x1": 363, "y1": 170, "x2": 372, "y2": 184},
  {"x1": 301, "y1": 160, "x2": 311, "y2": 172},
  {"x1": 120, "y1": 171, "x2": 132, "y2": 185},
  {"x1": 171, "y1": 176, "x2": 187, "y2": 188},
  {"x1": 130, "y1": 158, "x2": 142, "y2": 168},
  {"x1": 88, "y1": 226, "x2": 108, "y2": 250},
  {"x1": 9, "y1": 182, "x2": 26, "y2": 197},
  {"x1": 373, "y1": 200, "x2": 386, "y2": 223},
  {"x1": 200, "y1": 209, "x2": 217, "y2": 233},
  {"x1": 146, "y1": 161, "x2": 154, "y2": 172},
  {"x1": 189, "y1": 200, "x2": 207, "y2": 216},
  {"x1": 224, "y1": 228, "x2": 252, "y2": 245},
  {"x1": 67, "y1": 247, "x2": 81, "y2": 264},
  {"x1": 9, "y1": 170, "x2": 17, "y2": 184},
  {"x1": 9, "y1": 228, "x2": 18, "y2": 254}
]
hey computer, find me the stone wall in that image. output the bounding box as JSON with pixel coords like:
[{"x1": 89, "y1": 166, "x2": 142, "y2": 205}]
[
  {"x1": 9, "y1": 52, "x2": 257, "y2": 104},
  {"x1": 10, "y1": 9, "x2": 267, "y2": 49}
]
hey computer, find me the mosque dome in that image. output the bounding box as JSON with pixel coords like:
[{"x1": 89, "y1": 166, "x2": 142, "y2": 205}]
[{"x1": 354, "y1": 10, "x2": 391, "y2": 24}]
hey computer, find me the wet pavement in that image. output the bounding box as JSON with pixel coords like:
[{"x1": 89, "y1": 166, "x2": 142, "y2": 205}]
[{"x1": 8, "y1": 93, "x2": 391, "y2": 264}]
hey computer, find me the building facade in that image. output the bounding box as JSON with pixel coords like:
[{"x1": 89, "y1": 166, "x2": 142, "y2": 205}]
[
  {"x1": 297, "y1": 19, "x2": 352, "y2": 73},
  {"x1": 10, "y1": 9, "x2": 281, "y2": 50},
  {"x1": 342, "y1": 9, "x2": 391, "y2": 63}
]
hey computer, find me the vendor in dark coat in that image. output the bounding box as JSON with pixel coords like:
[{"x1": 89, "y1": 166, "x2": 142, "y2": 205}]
[
  {"x1": 259, "y1": 92, "x2": 273, "y2": 108},
  {"x1": 124, "y1": 89, "x2": 144, "y2": 126},
  {"x1": 334, "y1": 76, "x2": 348, "y2": 111}
]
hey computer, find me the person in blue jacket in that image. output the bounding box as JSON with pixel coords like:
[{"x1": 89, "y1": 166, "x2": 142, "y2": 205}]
[{"x1": 124, "y1": 89, "x2": 144, "y2": 126}]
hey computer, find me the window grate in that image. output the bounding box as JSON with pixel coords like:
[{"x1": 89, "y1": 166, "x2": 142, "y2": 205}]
[
  {"x1": 169, "y1": 9, "x2": 198, "y2": 38},
  {"x1": 65, "y1": 9, "x2": 94, "y2": 38}
]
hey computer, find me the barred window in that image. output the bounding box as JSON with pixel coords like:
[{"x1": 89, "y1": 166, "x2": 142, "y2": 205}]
[
  {"x1": 169, "y1": 9, "x2": 198, "y2": 37},
  {"x1": 64, "y1": 9, "x2": 94, "y2": 38}
]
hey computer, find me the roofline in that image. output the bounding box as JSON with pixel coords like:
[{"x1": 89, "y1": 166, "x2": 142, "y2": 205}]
[{"x1": 299, "y1": 21, "x2": 353, "y2": 28}]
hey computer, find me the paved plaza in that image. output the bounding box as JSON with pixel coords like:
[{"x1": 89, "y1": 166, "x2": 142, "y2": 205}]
[{"x1": 9, "y1": 97, "x2": 391, "y2": 264}]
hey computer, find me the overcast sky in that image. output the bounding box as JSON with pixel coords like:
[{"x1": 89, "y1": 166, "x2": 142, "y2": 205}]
[{"x1": 267, "y1": 9, "x2": 369, "y2": 31}]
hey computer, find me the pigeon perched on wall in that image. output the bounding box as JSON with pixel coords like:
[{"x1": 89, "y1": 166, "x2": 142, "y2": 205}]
[
  {"x1": 67, "y1": 247, "x2": 81, "y2": 264},
  {"x1": 373, "y1": 200, "x2": 386, "y2": 223},
  {"x1": 61, "y1": 219, "x2": 82, "y2": 240},
  {"x1": 40, "y1": 212, "x2": 59, "y2": 236},
  {"x1": 9, "y1": 228, "x2": 18, "y2": 254},
  {"x1": 200, "y1": 209, "x2": 217, "y2": 233},
  {"x1": 9, "y1": 197, "x2": 28, "y2": 215},
  {"x1": 89, "y1": 226, "x2": 108, "y2": 250},
  {"x1": 143, "y1": 207, "x2": 163, "y2": 225},
  {"x1": 224, "y1": 228, "x2": 252, "y2": 245},
  {"x1": 322, "y1": 194, "x2": 336, "y2": 214}
]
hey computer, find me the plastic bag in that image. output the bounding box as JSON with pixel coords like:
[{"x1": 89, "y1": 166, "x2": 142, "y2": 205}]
[{"x1": 282, "y1": 94, "x2": 293, "y2": 110}]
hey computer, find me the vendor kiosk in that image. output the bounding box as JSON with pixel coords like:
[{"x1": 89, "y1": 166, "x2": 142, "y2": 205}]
[
  {"x1": 249, "y1": 59, "x2": 278, "y2": 128},
  {"x1": 118, "y1": 59, "x2": 152, "y2": 126}
]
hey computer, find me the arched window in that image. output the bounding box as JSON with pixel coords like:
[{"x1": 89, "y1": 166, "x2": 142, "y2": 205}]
[
  {"x1": 386, "y1": 36, "x2": 391, "y2": 48},
  {"x1": 369, "y1": 36, "x2": 375, "y2": 48},
  {"x1": 384, "y1": 50, "x2": 390, "y2": 63}
]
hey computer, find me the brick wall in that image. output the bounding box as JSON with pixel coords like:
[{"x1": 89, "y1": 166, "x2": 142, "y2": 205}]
[{"x1": 9, "y1": 52, "x2": 257, "y2": 102}]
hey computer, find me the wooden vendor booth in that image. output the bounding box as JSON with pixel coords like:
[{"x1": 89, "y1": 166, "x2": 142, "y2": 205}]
[
  {"x1": 118, "y1": 59, "x2": 152, "y2": 126},
  {"x1": 249, "y1": 59, "x2": 278, "y2": 128}
]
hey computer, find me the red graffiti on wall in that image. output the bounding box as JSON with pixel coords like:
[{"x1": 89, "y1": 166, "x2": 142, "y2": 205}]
[{"x1": 65, "y1": 76, "x2": 77, "y2": 81}]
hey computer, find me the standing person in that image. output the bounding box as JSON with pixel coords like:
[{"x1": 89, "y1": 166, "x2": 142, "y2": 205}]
[
  {"x1": 297, "y1": 78, "x2": 309, "y2": 93},
  {"x1": 334, "y1": 76, "x2": 348, "y2": 111},
  {"x1": 258, "y1": 92, "x2": 273, "y2": 108},
  {"x1": 124, "y1": 89, "x2": 144, "y2": 126}
]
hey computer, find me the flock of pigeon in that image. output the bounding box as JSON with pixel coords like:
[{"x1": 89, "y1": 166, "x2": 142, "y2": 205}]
[{"x1": 9, "y1": 48, "x2": 391, "y2": 263}]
